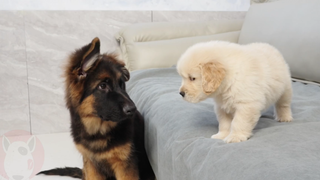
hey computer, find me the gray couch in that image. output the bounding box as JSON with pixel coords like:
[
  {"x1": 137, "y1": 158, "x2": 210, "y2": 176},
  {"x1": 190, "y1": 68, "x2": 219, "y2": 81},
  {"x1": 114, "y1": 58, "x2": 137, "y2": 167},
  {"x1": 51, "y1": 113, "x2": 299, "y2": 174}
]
[{"x1": 116, "y1": 0, "x2": 320, "y2": 179}]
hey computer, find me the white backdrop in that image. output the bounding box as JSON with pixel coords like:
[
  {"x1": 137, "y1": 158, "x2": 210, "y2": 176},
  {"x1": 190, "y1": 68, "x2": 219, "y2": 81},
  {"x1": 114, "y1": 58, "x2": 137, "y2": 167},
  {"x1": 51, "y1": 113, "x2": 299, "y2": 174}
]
[{"x1": 0, "y1": 0, "x2": 250, "y2": 11}]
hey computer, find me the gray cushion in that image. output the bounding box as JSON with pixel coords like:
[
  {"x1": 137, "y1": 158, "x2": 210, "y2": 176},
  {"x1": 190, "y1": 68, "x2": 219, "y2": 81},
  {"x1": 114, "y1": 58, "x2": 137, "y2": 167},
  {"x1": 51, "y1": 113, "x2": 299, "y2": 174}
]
[
  {"x1": 238, "y1": 0, "x2": 320, "y2": 83},
  {"x1": 127, "y1": 67, "x2": 320, "y2": 180}
]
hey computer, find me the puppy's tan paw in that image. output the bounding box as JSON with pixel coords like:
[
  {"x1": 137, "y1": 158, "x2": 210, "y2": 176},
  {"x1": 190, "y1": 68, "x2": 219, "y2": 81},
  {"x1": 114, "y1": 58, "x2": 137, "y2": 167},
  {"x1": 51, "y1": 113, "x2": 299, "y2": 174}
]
[
  {"x1": 211, "y1": 132, "x2": 229, "y2": 140},
  {"x1": 276, "y1": 116, "x2": 292, "y2": 122},
  {"x1": 275, "y1": 108, "x2": 293, "y2": 122},
  {"x1": 224, "y1": 133, "x2": 249, "y2": 143},
  {"x1": 277, "y1": 118, "x2": 292, "y2": 122}
]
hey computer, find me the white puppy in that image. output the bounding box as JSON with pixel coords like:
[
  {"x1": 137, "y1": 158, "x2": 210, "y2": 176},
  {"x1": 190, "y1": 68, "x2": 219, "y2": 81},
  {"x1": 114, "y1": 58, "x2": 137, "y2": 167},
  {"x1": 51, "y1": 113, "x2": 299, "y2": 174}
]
[{"x1": 177, "y1": 41, "x2": 292, "y2": 143}]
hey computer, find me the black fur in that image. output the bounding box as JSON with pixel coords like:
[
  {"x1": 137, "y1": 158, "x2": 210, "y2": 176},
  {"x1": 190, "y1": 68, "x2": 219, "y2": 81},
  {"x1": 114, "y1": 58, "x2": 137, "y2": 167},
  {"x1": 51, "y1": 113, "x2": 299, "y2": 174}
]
[{"x1": 37, "y1": 167, "x2": 82, "y2": 178}]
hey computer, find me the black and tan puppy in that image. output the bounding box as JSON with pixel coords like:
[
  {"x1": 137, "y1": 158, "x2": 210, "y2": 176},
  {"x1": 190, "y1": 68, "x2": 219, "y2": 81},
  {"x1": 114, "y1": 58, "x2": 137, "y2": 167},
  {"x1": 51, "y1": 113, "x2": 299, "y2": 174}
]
[{"x1": 37, "y1": 37, "x2": 155, "y2": 180}]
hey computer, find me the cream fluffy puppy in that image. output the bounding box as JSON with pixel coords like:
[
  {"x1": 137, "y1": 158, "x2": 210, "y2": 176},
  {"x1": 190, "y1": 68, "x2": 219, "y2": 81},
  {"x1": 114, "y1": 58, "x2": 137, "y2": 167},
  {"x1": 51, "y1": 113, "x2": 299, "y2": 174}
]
[{"x1": 177, "y1": 41, "x2": 293, "y2": 143}]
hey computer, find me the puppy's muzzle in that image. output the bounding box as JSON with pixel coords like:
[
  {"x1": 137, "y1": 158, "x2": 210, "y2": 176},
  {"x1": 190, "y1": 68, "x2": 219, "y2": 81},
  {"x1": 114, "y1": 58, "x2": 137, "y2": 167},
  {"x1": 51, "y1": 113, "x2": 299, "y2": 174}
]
[
  {"x1": 179, "y1": 91, "x2": 185, "y2": 97},
  {"x1": 123, "y1": 103, "x2": 136, "y2": 116}
]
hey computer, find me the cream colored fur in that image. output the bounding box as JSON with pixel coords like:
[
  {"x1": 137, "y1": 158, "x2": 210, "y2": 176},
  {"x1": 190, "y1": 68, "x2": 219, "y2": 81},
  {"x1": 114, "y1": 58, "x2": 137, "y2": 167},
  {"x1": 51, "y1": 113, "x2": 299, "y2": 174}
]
[{"x1": 177, "y1": 41, "x2": 293, "y2": 143}]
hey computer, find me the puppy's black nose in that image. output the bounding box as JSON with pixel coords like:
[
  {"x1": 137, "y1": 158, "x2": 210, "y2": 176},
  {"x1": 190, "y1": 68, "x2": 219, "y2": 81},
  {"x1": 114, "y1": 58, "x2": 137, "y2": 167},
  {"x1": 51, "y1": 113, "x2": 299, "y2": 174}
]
[
  {"x1": 180, "y1": 91, "x2": 185, "y2": 97},
  {"x1": 123, "y1": 104, "x2": 136, "y2": 116}
]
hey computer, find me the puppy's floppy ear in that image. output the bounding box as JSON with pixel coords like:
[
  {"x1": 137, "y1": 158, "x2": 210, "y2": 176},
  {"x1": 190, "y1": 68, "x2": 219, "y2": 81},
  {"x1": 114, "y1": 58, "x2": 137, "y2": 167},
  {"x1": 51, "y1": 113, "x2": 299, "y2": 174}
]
[
  {"x1": 114, "y1": 57, "x2": 130, "y2": 81},
  {"x1": 77, "y1": 37, "x2": 101, "y2": 77},
  {"x1": 199, "y1": 62, "x2": 225, "y2": 94},
  {"x1": 121, "y1": 66, "x2": 130, "y2": 81},
  {"x1": 108, "y1": 54, "x2": 130, "y2": 81}
]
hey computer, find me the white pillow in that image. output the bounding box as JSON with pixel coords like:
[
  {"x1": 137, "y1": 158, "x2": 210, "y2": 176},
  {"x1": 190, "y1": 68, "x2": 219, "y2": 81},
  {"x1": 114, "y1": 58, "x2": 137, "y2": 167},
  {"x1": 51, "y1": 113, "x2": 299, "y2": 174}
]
[{"x1": 115, "y1": 20, "x2": 243, "y2": 71}]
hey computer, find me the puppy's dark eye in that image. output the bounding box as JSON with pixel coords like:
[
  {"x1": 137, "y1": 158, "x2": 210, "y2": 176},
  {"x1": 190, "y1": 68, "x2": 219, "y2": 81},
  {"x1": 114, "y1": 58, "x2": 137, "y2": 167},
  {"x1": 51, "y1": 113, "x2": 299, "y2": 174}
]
[
  {"x1": 189, "y1": 77, "x2": 196, "y2": 81},
  {"x1": 98, "y1": 82, "x2": 107, "y2": 90},
  {"x1": 98, "y1": 79, "x2": 111, "y2": 91}
]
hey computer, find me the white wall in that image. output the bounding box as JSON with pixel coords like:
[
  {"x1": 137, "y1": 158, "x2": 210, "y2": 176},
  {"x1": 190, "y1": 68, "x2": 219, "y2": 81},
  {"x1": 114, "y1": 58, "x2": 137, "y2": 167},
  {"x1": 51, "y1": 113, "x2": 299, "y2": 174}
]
[
  {"x1": 0, "y1": 0, "x2": 248, "y2": 136},
  {"x1": 0, "y1": 0, "x2": 250, "y2": 11}
]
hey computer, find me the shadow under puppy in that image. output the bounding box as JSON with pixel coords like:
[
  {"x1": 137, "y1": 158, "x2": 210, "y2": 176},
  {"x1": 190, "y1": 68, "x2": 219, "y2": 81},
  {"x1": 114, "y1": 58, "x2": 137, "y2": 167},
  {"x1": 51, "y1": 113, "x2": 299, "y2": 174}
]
[
  {"x1": 177, "y1": 41, "x2": 293, "y2": 143},
  {"x1": 38, "y1": 37, "x2": 155, "y2": 180}
]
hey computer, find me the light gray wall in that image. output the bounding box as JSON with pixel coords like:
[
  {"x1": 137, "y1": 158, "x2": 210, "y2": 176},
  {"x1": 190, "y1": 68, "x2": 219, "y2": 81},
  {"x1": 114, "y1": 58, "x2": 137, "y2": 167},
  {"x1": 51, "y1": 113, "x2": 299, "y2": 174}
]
[
  {"x1": 251, "y1": 0, "x2": 280, "y2": 4},
  {"x1": 0, "y1": 0, "x2": 250, "y2": 11},
  {"x1": 0, "y1": 10, "x2": 246, "y2": 136}
]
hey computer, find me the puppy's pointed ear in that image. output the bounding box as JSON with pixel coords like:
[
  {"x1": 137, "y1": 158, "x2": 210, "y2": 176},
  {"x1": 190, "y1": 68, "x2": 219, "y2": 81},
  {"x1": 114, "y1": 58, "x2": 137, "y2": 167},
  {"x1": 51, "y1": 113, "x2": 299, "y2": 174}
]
[
  {"x1": 200, "y1": 62, "x2": 225, "y2": 94},
  {"x1": 77, "y1": 37, "x2": 101, "y2": 77}
]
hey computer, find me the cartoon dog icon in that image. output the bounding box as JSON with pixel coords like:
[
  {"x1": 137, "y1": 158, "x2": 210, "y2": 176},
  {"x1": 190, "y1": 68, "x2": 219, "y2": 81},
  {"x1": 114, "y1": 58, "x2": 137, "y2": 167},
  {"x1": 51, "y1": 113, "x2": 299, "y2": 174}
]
[{"x1": 2, "y1": 135, "x2": 36, "y2": 180}]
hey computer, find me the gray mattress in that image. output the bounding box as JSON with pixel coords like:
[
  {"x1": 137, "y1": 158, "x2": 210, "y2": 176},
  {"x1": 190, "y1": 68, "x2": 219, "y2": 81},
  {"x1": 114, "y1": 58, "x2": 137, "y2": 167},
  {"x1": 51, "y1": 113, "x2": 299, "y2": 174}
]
[{"x1": 126, "y1": 67, "x2": 320, "y2": 180}]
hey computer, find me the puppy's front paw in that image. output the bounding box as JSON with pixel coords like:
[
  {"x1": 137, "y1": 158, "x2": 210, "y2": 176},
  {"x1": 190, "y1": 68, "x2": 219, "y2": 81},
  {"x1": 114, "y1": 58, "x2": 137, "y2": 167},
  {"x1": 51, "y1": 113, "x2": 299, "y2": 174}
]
[
  {"x1": 224, "y1": 133, "x2": 249, "y2": 143},
  {"x1": 211, "y1": 132, "x2": 229, "y2": 140},
  {"x1": 277, "y1": 118, "x2": 292, "y2": 122},
  {"x1": 276, "y1": 116, "x2": 292, "y2": 122},
  {"x1": 275, "y1": 108, "x2": 293, "y2": 122}
]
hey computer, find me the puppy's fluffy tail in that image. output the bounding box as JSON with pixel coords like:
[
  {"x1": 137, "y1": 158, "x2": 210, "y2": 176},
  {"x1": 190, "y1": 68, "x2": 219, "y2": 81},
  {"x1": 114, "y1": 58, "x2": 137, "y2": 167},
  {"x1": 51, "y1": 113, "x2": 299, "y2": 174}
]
[{"x1": 37, "y1": 167, "x2": 82, "y2": 179}]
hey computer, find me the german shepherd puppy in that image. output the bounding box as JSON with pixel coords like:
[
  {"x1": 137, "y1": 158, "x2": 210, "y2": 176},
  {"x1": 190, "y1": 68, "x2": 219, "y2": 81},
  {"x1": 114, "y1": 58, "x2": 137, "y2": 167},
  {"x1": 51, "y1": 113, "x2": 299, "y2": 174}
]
[{"x1": 37, "y1": 37, "x2": 155, "y2": 180}]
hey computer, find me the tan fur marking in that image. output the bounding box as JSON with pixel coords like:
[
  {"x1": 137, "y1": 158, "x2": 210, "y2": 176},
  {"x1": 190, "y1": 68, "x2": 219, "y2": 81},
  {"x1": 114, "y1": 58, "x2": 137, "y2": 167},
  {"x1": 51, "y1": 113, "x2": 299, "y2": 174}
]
[
  {"x1": 78, "y1": 95, "x2": 118, "y2": 135},
  {"x1": 76, "y1": 143, "x2": 137, "y2": 179},
  {"x1": 78, "y1": 95, "x2": 101, "y2": 135},
  {"x1": 112, "y1": 161, "x2": 139, "y2": 180},
  {"x1": 79, "y1": 95, "x2": 95, "y2": 116},
  {"x1": 93, "y1": 72, "x2": 111, "y2": 90},
  {"x1": 108, "y1": 143, "x2": 138, "y2": 180},
  {"x1": 83, "y1": 155, "x2": 105, "y2": 180},
  {"x1": 89, "y1": 139, "x2": 109, "y2": 150},
  {"x1": 100, "y1": 121, "x2": 117, "y2": 134},
  {"x1": 69, "y1": 78, "x2": 84, "y2": 107},
  {"x1": 98, "y1": 73, "x2": 111, "y2": 80},
  {"x1": 81, "y1": 117, "x2": 117, "y2": 136},
  {"x1": 200, "y1": 62, "x2": 226, "y2": 94},
  {"x1": 89, "y1": 81, "x2": 100, "y2": 92},
  {"x1": 82, "y1": 117, "x2": 102, "y2": 135},
  {"x1": 104, "y1": 143, "x2": 132, "y2": 160},
  {"x1": 76, "y1": 144, "x2": 89, "y2": 157},
  {"x1": 76, "y1": 143, "x2": 132, "y2": 162}
]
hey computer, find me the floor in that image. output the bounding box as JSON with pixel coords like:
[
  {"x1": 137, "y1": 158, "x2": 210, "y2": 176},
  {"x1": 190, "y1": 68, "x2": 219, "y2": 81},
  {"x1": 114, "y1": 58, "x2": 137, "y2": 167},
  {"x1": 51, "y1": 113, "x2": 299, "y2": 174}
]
[{"x1": 1, "y1": 133, "x2": 82, "y2": 180}]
